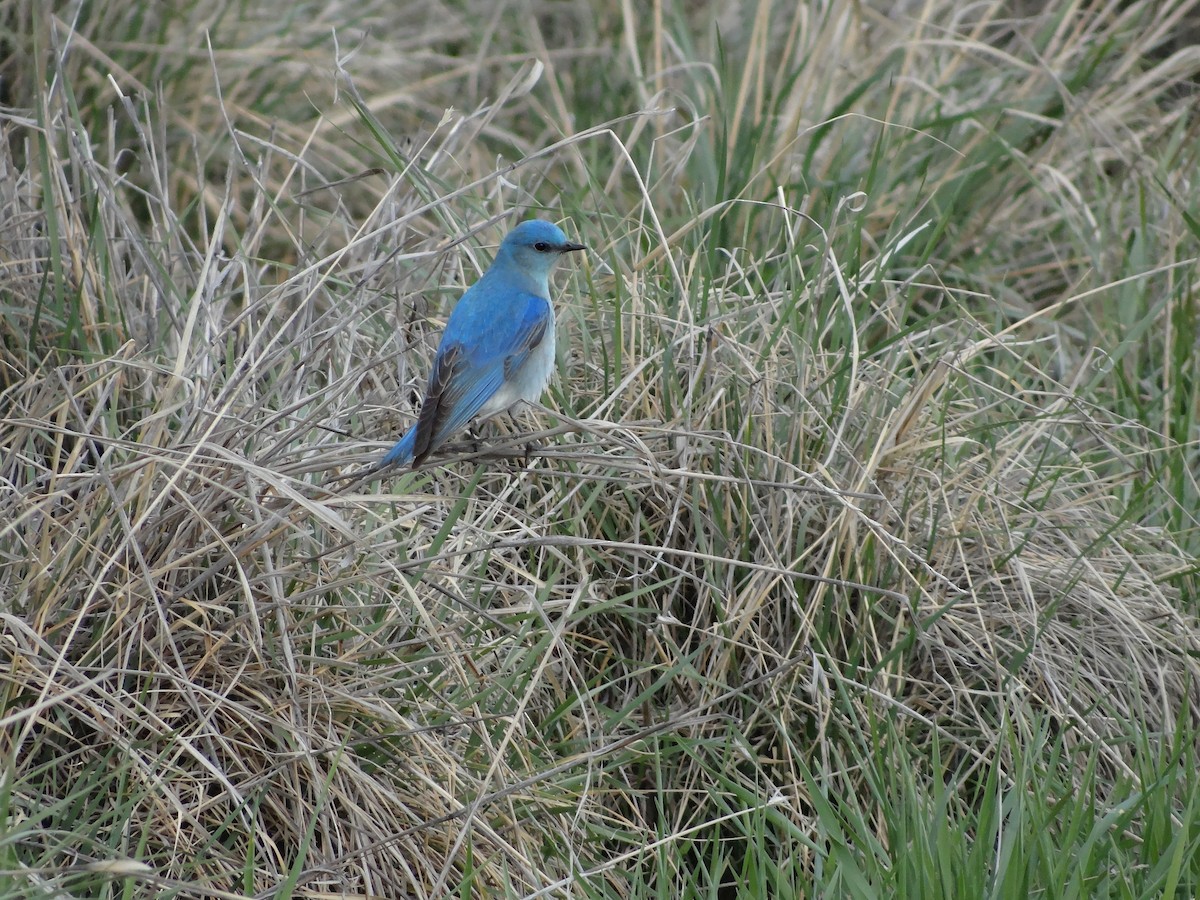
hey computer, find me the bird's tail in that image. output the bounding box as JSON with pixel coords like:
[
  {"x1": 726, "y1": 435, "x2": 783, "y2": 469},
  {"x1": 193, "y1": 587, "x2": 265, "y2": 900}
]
[{"x1": 381, "y1": 428, "x2": 416, "y2": 468}]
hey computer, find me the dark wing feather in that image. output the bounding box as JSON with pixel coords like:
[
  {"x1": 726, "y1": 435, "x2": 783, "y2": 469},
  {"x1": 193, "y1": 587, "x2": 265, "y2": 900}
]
[
  {"x1": 503, "y1": 315, "x2": 547, "y2": 381},
  {"x1": 411, "y1": 342, "x2": 464, "y2": 466}
]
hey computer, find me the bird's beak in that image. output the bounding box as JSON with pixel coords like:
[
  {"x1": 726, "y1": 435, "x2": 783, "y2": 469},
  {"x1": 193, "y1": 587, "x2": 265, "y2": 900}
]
[{"x1": 561, "y1": 241, "x2": 587, "y2": 253}]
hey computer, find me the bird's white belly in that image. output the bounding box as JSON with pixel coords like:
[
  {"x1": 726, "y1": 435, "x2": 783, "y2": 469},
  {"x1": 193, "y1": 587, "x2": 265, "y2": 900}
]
[{"x1": 476, "y1": 321, "x2": 556, "y2": 420}]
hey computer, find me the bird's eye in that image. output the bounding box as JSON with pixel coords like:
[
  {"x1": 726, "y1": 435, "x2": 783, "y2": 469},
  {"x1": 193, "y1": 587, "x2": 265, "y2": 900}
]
[{"x1": 533, "y1": 241, "x2": 551, "y2": 252}]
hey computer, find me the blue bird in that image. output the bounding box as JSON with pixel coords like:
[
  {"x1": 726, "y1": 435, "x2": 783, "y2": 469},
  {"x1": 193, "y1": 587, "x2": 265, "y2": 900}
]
[{"x1": 382, "y1": 219, "x2": 586, "y2": 469}]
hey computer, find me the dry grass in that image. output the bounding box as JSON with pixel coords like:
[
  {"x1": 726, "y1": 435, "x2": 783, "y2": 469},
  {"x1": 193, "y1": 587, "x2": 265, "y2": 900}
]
[{"x1": 3, "y1": 0, "x2": 1200, "y2": 897}]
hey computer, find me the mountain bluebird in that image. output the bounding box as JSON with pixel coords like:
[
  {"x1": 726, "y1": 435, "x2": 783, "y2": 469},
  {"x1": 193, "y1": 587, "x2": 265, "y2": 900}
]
[{"x1": 381, "y1": 219, "x2": 586, "y2": 469}]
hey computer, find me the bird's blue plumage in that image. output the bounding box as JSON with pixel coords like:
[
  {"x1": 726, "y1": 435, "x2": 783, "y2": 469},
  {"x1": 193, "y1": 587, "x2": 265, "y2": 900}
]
[{"x1": 382, "y1": 219, "x2": 585, "y2": 469}]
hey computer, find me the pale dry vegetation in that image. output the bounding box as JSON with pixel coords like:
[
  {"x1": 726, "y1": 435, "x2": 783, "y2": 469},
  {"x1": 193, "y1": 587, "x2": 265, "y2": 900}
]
[{"x1": 2, "y1": 1, "x2": 1199, "y2": 897}]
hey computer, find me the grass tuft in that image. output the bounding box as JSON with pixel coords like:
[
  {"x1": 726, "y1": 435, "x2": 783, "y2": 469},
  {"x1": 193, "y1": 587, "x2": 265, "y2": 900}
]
[{"x1": 2, "y1": 1, "x2": 1200, "y2": 897}]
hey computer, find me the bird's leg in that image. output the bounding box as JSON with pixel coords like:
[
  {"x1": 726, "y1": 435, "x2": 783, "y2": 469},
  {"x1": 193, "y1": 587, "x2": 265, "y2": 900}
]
[
  {"x1": 494, "y1": 409, "x2": 525, "y2": 466},
  {"x1": 465, "y1": 418, "x2": 489, "y2": 454},
  {"x1": 509, "y1": 406, "x2": 544, "y2": 466}
]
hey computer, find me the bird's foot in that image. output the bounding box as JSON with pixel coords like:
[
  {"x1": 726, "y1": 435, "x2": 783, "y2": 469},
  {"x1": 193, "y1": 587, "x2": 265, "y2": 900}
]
[{"x1": 520, "y1": 438, "x2": 542, "y2": 468}]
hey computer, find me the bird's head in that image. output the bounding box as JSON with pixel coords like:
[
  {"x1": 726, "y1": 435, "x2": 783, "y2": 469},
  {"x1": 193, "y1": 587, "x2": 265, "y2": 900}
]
[{"x1": 495, "y1": 219, "x2": 586, "y2": 285}]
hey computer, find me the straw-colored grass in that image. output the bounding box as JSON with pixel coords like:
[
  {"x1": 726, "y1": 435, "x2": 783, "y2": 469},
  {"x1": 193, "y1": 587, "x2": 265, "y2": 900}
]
[{"x1": 3, "y1": 1, "x2": 1199, "y2": 897}]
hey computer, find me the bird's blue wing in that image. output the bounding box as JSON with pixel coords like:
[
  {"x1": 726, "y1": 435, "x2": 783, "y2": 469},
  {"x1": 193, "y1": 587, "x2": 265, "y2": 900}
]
[{"x1": 409, "y1": 290, "x2": 550, "y2": 466}]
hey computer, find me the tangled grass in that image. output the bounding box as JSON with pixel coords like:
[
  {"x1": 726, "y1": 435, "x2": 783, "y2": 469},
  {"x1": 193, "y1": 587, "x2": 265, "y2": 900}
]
[{"x1": 2, "y1": 1, "x2": 1200, "y2": 897}]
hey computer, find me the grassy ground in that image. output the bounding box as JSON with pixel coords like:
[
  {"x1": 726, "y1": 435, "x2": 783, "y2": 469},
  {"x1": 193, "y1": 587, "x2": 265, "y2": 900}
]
[{"x1": 2, "y1": 0, "x2": 1200, "y2": 897}]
